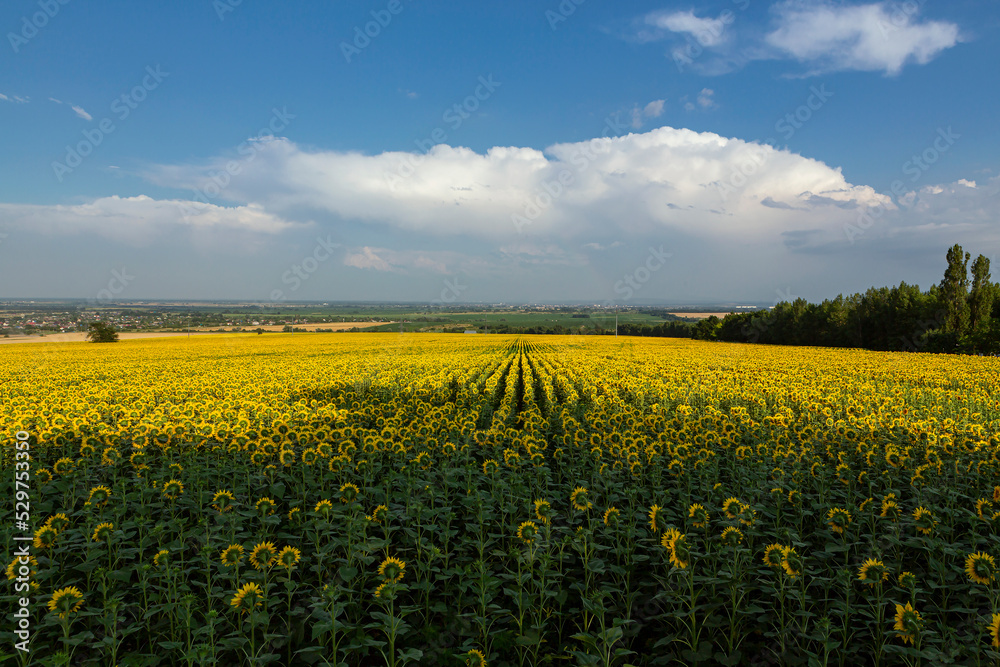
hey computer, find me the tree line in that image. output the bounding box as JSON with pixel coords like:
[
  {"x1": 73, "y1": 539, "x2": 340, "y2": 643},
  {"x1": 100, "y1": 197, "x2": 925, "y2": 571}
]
[{"x1": 690, "y1": 244, "x2": 998, "y2": 354}]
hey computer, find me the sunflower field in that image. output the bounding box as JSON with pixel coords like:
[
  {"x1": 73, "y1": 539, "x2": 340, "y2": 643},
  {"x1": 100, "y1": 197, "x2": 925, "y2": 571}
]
[{"x1": 2, "y1": 333, "x2": 1000, "y2": 666}]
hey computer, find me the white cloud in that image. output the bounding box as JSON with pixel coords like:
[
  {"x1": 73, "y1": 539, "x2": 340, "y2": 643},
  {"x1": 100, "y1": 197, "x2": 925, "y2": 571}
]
[
  {"x1": 343, "y1": 246, "x2": 453, "y2": 274},
  {"x1": 766, "y1": 1, "x2": 961, "y2": 75},
  {"x1": 1, "y1": 93, "x2": 28, "y2": 103},
  {"x1": 142, "y1": 128, "x2": 890, "y2": 249},
  {"x1": 644, "y1": 99, "x2": 665, "y2": 118},
  {"x1": 71, "y1": 105, "x2": 93, "y2": 121},
  {"x1": 0, "y1": 195, "x2": 302, "y2": 245},
  {"x1": 646, "y1": 10, "x2": 729, "y2": 47},
  {"x1": 0, "y1": 93, "x2": 8, "y2": 101},
  {"x1": 697, "y1": 88, "x2": 716, "y2": 108}
]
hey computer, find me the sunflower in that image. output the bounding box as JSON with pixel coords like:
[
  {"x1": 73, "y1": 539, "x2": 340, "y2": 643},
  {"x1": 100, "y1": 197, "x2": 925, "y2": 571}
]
[
  {"x1": 378, "y1": 556, "x2": 406, "y2": 582},
  {"x1": 52, "y1": 457, "x2": 74, "y2": 475},
  {"x1": 648, "y1": 505, "x2": 666, "y2": 534},
  {"x1": 781, "y1": 546, "x2": 802, "y2": 579},
  {"x1": 858, "y1": 497, "x2": 874, "y2": 512},
  {"x1": 763, "y1": 544, "x2": 785, "y2": 569},
  {"x1": 880, "y1": 500, "x2": 901, "y2": 522},
  {"x1": 287, "y1": 507, "x2": 301, "y2": 523},
  {"x1": 827, "y1": 507, "x2": 851, "y2": 535},
  {"x1": 516, "y1": 521, "x2": 539, "y2": 545},
  {"x1": 6, "y1": 555, "x2": 38, "y2": 580},
  {"x1": 737, "y1": 503, "x2": 757, "y2": 527},
  {"x1": 688, "y1": 503, "x2": 709, "y2": 529},
  {"x1": 570, "y1": 486, "x2": 591, "y2": 511},
  {"x1": 249, "y1": 541, "x2": 278, "y2": 570},
  {"x1": 153, "y1": 549, "x2": 170, "y2": 568},
  {"x1": 212, "y1": 490, "x2": 236, "y2": 513},
  {"x1": 603, "y1": 507, "x2": 620, "y2": 527},
  {"x1": 339, "y1": 483, "x2": 360, "y2": 503},
  {"x1": 465, "y1": 648, "x2": 487, "y2": 667},
  {"x1": 858, "y1": 558, "x2": 889, "y2": 586},
  {"x1": 162, "y1": 479, "x2": 184, "y2": 500},
  {"x1": 86, "y1": 485, "x2": 112, "y2": 508},
  {"x1": 368, "y1": 504, "x2": 389, "y2": 524},
  {"x1": 277, "y1": 546, "x2": 301, "y2": 571},
  {"x1": 534, "y1": 499, "x2": 553, "y2": 524},
  {"x1": 667, "y1": 533, "x2": 690, "y2": 570},
  {"x1": 48, "y1": 586, "x2": 85, "y2": 618},
  {"x1": 722, "y1": 497, "x2": 741, "y2": 519},
  {"x1": 720, "y1": 526, "x2": 743, "y2": 547},
  {"x1": 314, "y1": 499, "x2": 334, "y2": 517},
  {"x1": 92, "y1": 522, "x2": 114, "y2": 542},
  {"x1": 912, "y1": 507, "x2": 937, "y2": 536},
  {"x1": 965, "y1": 552, "x2": 995, "y2": 585},
  {"x1": 893, "y1": 602, "x2": 922, "y2": 645},
  {"x1": 989, "y1": 613, "x2": 1000, "y2": 649},
  {"x1": 45, "y1": 513, "x2": 70, "y2": 533},
  {"x1": 660, "y1": 527, "x2": 681, "y2": 549},
  {"x1": 373, "y1": 581, "x2": 392, "y2": 600},
  {"x1": 255, "y1": 497, "x2": 276, "y2": 516},
  {"x1": 31, "y1": 524, "x2": 56, "y2": 550},
  {"x1": 220, "y1": 544, "x2": 244, "y2": 567},
  {"x1": 230, "y1": 582, "x2": 264, "y2": 615},
  {"x1": 898, "y1": 571, "x2": 916, "y2": 590},
  {"x1": 482, "y1": 459, "x2": 499, "y2": 475},
  {"x1": 977, "y1": 498, "x2": 994, "y2": 519}
]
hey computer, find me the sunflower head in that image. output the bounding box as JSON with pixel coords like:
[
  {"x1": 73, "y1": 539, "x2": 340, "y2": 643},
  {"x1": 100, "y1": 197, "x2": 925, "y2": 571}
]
[
  {"x1": 91, "y1": 522, "x2": 114, "y2": 542},
  {"x1": 781, "y1": 546, "x2": 802, "y2": 579},
  {"x1": 230, "y1": 582, "x2": 263, "y2": 615},
  {"x1": 737, "y1": 503, "x2": 757, "y2": 527},
  {"x1": 368, "y1": 504, "x2": 389, "y2": 524},
  {"x1": 378, "y1": 556, "x2": 406, "y2": 583},
  {"x1": 977, "y1": 498, "x2": 995, "y2": 519},
  {"x1": 880, "y1": 500, "x2": 901, "y2": 522},
  {"x1": 162, "y1": 479, "x2": 184, "y2": 500},
  {"x1": 516, "y1": 521, "x2": 539, "y2": 545},
  {"x1": 465, "y1": 648, "x2": 487, "y2": 667},
  {"x1": 249, "y1": 541, "x2": 277, "y2": 570},
  {"x1": 763, "y1": 544, "x2": 785, "y2": 569},
  {"x1": 603, "y1": 507, "x2": 620, "y2": 527},
  {"x1": 660, "y1": 527, "x2": 681, "y2": 549},
  {"x1": 989, "y1": 613, "x2": 1000, "y2": 649},
  {"x1": 668, "y1": 533, "x2": 690, "y2": 570},
  {"x1": 898, "y1": 571, "x2": 916, "y2": 590},
  {"x1": 53, "y1": 457, "x2": 74, "y2": 475},
  {"x1": 688, "y1": 503, "x2": 709, "y2": 529},
  {"x1": 339, "y1": 483, "x2": 360, "y2": 503},
  {"x1": 826, "y1": 508, "x2": 851, "y2": 535},
  {"x1": 912, "y1": 507, "x2": 937, "y2": 536},
  {"x1": 534, "y1": 499, "x2": 553, "y2": 524},
  {"x1": 86, "y1": 485, "x2": 112, "y2": 507},
  {"x1": 720, "y1": 526, "x2": 743, "y2": 547},
  {"x1": 648, "y1": 505, "x2": 667, "y2": 534},
  {"x1": 45, "y1": 513, "x2": 71, "y2": 533},
  {"x1": 893, "y1": 602, "x2": 922, "y2": 645},
  {"x1": 153, "y1": 549, "x2": 170, "y2": 568},
  {"x1": 212, "y1": 490, "x2": 236, "y2": 513},
  {"x1": 314, "y1": 499, "x2": 334, "y2": 517},
  {"x1": 722, "y1": 497, "x2": 741, "y2": 519},
  {"x1": 858, "y1": 557, "x2": 889, "y2": 586},
  {"x1": 570, "y1": 486, "x2": 591, "y2": 512},
  {"x1": 220, "y1": 544, "x2": 244, "y2": 567},
  {"x1": 48, "y1": 586, "x2": 85, "y2": 618},
  {"x1": 255, "y1": 497, "x2": 276, "y2": 516},
  {"x1": 966, "y1": 552, "x2": 996, "y2": 585},
  {"x1": 277, "y1": 546, "x2": 302, "y2": 571}
]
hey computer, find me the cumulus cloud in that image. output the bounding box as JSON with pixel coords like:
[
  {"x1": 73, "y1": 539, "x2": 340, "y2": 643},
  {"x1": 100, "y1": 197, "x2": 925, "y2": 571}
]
[
  {"x1": 142, "y1": 129, "x2": 891, "y2": 248},
  {"x1": 71, "y1": 105, "x2": 93, "y2": 121},
  {"x1": 766, "y1": 1, "x2": 961, "y2": 75},
  {"x1": 0, "y1": 195, "x2": 302, "y2": 245},
  {"x1": 343, "y1": 246, "x2": 454, "y2": 274}
]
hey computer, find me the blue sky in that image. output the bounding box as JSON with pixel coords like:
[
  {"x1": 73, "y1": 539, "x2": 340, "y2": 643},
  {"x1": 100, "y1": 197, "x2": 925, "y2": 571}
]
[{"x1": 1, "y1": 0, "x2": 998, "y2": 305}]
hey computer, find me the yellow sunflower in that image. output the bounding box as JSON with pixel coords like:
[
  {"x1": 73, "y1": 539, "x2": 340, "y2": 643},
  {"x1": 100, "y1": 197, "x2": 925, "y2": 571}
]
[
  {"x1": 966, "y1": 552, "x2": 995, "y2": 585},
  {"x1": 378, "y1": 556, "x2": 406, "y2": 582},
  {"x1": 48, "y1": 586, "x2": 85, "y2": 618}
]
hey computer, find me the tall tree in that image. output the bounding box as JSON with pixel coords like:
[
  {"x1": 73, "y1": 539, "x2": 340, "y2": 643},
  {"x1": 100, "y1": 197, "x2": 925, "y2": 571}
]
[
  {"x1": 940, "y1": 244, "x2": 971, "y2": 335},
  {"x1": 969, "y1": 254, "x2": 994, "y2": 332}
]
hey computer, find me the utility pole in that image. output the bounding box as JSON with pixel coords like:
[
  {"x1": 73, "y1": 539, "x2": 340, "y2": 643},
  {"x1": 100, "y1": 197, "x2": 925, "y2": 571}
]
[{"x1": 615, "y1": 308, "x2": 618, "y2": 337}]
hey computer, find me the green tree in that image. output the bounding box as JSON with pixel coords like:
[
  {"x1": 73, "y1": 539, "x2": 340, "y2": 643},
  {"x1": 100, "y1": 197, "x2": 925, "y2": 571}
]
[
  {"x1": 86, "y1": 322, "x2": 119, "y2": 343},
  {"x1": 940, "y1": 244, "x2": 971, "y2": 334},
  {"x1": 969, "y1": 254, "x2": 994, "y2": 332}
]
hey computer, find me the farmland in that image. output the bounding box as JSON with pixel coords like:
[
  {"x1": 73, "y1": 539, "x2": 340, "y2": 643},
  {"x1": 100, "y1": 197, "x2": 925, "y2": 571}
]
[{"x1": 2, "y1": 333, "x2": 1000, "y2": 666}]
